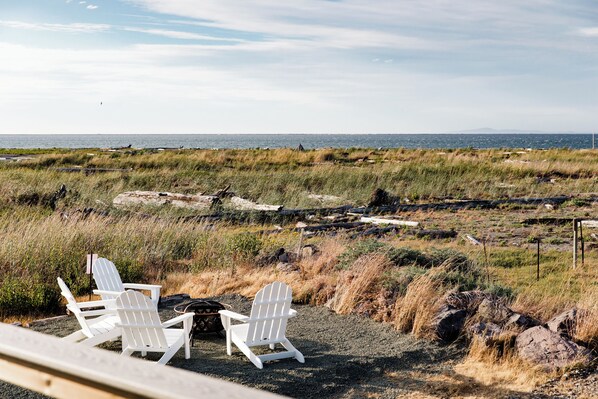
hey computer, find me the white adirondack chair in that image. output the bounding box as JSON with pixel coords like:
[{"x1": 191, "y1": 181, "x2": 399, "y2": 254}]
[
  {"x1": 57, "y1": 277, "x2": 121, "y2": 346},
  {"x1": 219, "y1": 281, "x2": 304, "y2": 369},
  {"x1": 115, "y1": 290, "x2": 193, "y2": 365},
  {"x1": 92, "y1": 258, "x2": 161, "y2": 307}
]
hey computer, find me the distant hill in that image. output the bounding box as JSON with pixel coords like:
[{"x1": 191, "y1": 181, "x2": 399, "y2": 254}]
[{"x1": 453, "y1": 128, "x2": 545, "y2": 134}]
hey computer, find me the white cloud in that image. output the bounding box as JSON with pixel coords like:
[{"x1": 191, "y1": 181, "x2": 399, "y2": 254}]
[
  {"x1": 79, "y1": 1, "x2": 86, "y2": 3},
  {"x1": 122, "y1": 27, "x2": 242, "y2": 41},
  {"x1": 577, "y1": 27, "x2": 598, "y2": 37},
  {"x1": 0, "y1": 20, "x2": 109, "y2": 33},
  {"x1": 86, "y1": 5, "x2": 98, "y2": 10}
]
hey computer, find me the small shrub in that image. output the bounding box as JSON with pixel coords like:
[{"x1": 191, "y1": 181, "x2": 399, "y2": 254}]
[
  {"x1": 336, "y1": 239, "x2": 387, "y2": 269},
  {"x1": 226, "y1": 233, "x2": 262, "y2": 258},
  {"x1": 381, "y1": 266, "x2": 427, "y2": 295},
  {"x1": 387, "y1": 247, "x2": 430, "y2": 267}
]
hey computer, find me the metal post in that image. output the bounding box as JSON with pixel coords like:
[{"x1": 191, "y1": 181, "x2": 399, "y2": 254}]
[
  {"x1": 536, "y1": 238, "x2": 540, "y2": 281},
  {"x1": 580, "y1": 220, "x2": 585, "y2": 266},
  {"x1": 573, "y1": 218, "x2": 578, "y2": 269}
]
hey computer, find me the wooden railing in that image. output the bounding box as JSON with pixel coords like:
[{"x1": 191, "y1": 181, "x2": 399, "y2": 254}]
[{"x1": 0, "y1": 323, "x2": 284, "y2": 399}]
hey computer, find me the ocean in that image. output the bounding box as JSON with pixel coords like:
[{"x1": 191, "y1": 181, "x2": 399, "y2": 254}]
[{"x1": 0, "y1": 134, "x2": 594, "y2": 150}]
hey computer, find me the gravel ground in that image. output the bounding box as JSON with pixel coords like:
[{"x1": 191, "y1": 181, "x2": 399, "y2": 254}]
[
  {"x1": 1, "y1": 295, "x2": 595, "y2": 398},
  {"x1": 1, "y1": 295, "x2": 465, "y2": 399}
]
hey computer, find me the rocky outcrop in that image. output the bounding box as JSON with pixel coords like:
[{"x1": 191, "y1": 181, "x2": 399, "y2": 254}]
[
  {"x1": 546, "y1": 308, "x2": 579, "y2": 338},
  {"x1": 468, "y1": 321, "x2": 502, "y2": 343},
  {"x1": 515, "y1": 326, "x2": 592, "y2": 370},
  {"x1": 433, "y1": 307, "x2": 467, "y2": 342},
  {"x1": 445, "y1": 290, "x2": 492, "y2": 314},
  {"x1": 477, "y1": 298, "x2": 513, "y2": 324}
]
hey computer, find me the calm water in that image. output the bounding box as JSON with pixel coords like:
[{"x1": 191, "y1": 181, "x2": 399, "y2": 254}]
[{"x1": 0, "y1": 134, "x2": 594, "y2": 150}]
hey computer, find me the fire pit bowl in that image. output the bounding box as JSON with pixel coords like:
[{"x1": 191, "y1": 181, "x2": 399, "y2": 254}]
[{"x1": 174, "y1": 300, "x2": 230, "y2": 342}]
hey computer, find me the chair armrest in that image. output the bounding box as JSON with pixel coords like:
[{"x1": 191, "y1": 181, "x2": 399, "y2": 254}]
[
  {"x1": 80, "y1": 308, "x2": 115, "y2": 318},
  {"x1": 162, "y1": 313, "x2": 194, "y2": 328},
  {"x1": 218, "y1": 310, "x2": 249, "y2": 322},
  {"x1": 93, "y1": 289, "x2": 121, "y2": 298},
  {"x1": 77, "y1": 299, "x2": 115, "y2": 309},
  {"x1": 122, "y1": 283, "x2": 162, "y2": 290}
]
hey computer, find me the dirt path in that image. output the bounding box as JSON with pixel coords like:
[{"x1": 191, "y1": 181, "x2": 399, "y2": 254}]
[{"x1": 0, "y1": 295, "x2": 551, "y2": 399}]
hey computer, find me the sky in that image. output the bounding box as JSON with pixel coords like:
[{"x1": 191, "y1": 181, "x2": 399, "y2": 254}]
[{"x1": 0, "y1": 0, "x2": 597, "y2": 134}]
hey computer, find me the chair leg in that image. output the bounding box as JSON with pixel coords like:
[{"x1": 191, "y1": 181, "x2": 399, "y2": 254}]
[
  {"x1": 158, "y1": 335, "x2": 184, "y2": 365},
  {"x1": 281, "y1": 339, "x2": 305, "y2": 363},
  {"x1": 122, "y1": 348, "x2": 134, "y2": 357},
  {"x1": 269, "y1": 343, "x2": 276, "y2": 350},
  {"x1": 226, "y1": 330, "x2": 232, "y2": 356},
  {"x1": 233, "y1": 338, "x2": 263, "y2": 369}
]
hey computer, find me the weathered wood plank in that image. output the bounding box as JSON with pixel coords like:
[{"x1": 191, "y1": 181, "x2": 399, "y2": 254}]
[
  {"x1": 580, "y1": 220, "x2": 598, "y2": 228},
  {"x1": 230, "y1": 196, "x2": 282, "y2": 212},
  {"x1": 113, "y1": 191, "x2": 219, "y2": 210},
  {"x1": 360, "y1": 217, "x2": 419, "y2": 227},
  {"x1": 0, "y1": 323, "x2": 284, "y2": 399}
]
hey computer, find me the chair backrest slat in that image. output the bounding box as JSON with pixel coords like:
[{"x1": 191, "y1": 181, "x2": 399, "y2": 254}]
[
  {"x1": 246, "y1": 282, "x2": 293, "y2": 346},
  {"x1": 57, "y1": 278, "x2": 92, "y2": 336},
  {"x1": 116, "y1": 290, "x2": 167, "y2": 350},
  {"x1": 93, "y1": 258, "x2": 125, "y2": 296}
]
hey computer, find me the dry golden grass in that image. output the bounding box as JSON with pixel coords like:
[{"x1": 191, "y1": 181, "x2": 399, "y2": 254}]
[
  {"x1": 575, "y1": 285, "x2": 598, "y2": 348},
  {"x1": 328, "y1": 254, "x2": 390, "y2": 315},
  {"x1": 393, "y1": 268, "x2": 448, "y2": 338}
]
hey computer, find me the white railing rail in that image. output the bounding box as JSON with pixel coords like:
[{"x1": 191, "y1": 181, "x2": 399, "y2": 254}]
[{"x1": 0, "y1": 323, "x2": 284, "y2": 399}]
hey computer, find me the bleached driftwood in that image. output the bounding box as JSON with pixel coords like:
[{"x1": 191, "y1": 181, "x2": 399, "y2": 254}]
[
  {"x1": 580, "y1": 220, "x2": 598, "y2": 228},
  {"x1": 230, "y1": 196, "x2": 282, "y2": 212},
  {"x1": 464, "y1": 234, "x2": 482, "y2": 245},
  {"x1": 360, "y1": 216, "x2": 419, "y2": 227},
  {"x1": 113, "y1": 191, "x2": 219, "y2": 210}
]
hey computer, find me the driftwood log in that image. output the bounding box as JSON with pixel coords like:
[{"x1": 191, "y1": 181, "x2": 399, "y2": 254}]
[
  {"x1": 230, "y1": 196, "x2": 282, "y2": 211},
  {"x1": 113, "y1": 191, "x2": 220, "y2": 210}
]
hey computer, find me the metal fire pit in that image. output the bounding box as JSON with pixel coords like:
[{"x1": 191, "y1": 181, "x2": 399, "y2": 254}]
[{"x1": 174, "y1": 300, "x2": 230, "y2": 344}]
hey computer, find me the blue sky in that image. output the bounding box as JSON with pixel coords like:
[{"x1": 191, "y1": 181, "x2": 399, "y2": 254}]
[{"x1": 0, "y1": 0, "x2": 597, "y2": 133}]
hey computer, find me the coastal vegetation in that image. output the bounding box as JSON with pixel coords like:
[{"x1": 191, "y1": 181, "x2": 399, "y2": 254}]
[{"x1": 0, "y1": 147, "x2": 596, "y2": 390}]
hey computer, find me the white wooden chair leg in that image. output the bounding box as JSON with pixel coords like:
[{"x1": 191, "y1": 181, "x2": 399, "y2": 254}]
[
  {"x1": 235, "y1": 340, "x2": 263, "y2": 369},
  {"x1": 141, "y1": 351, "x2": 147, "y2": 357},
  {"x1": 281, "y1": 339, "x2": 305, "y2": 363},
  {"x1": 158, "y1": 336, "x2": 184, "y2": 365},
  {"x1": 226, "y1": 331, "x2": 232, "y2": 356},
  {"x1": 122, "y1": 348, "x2": 134, "y2": 357},
  {"x1": 269, "y1": 343, "x2": 276, "y2": 350}
]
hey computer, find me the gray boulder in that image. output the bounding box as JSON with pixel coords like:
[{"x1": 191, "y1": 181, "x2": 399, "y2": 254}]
[
  {"x1": 503, "y1": 312, "x2": 540, "y2": 331},
  {"x1": 433, "y1": 307, "x2": 467, "y2": 342},
  {"x1": 445, "y1": 290, "x2": 491, "y2": 314},
  {"x1": 468, "y1": 321, "x2": 502, "y2": 343},
  {"x1": 546, "y1": 308, "x2": 579, "y2": 338},
  {"x1": 477, "y1": 298, "x2": 513, "y2": 324},
  {"x1": 515, "y1": 326, "x2": 592, "y2": 370}
]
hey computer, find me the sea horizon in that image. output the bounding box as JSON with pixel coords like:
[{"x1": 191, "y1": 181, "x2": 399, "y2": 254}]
[{"x1": 0, "y1": 133, "x2": 594, "y2": 150}]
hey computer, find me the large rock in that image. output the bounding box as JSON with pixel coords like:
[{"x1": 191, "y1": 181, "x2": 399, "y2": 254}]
[
  {"x1": 445, "y1": 290, "x2": 492, "y2": 314},
  {"x1": 468, "y1": 321, "x2": 502, "y2": 343},
  {"x1": 515, "y1": 326, "x2": 592, "y2": 370},
  {"x1": 433, "y1": 307, "x2": 467, "y2": 342},
  {"x1": 477, "y1": 298, "x2": 513, "y2": 324},
  {"x1": 546, "y1": 308, "x2": 579, "y2": 338},
  {"x1": 503, "y1": 312, "x2": 540, "y2": 331}
]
